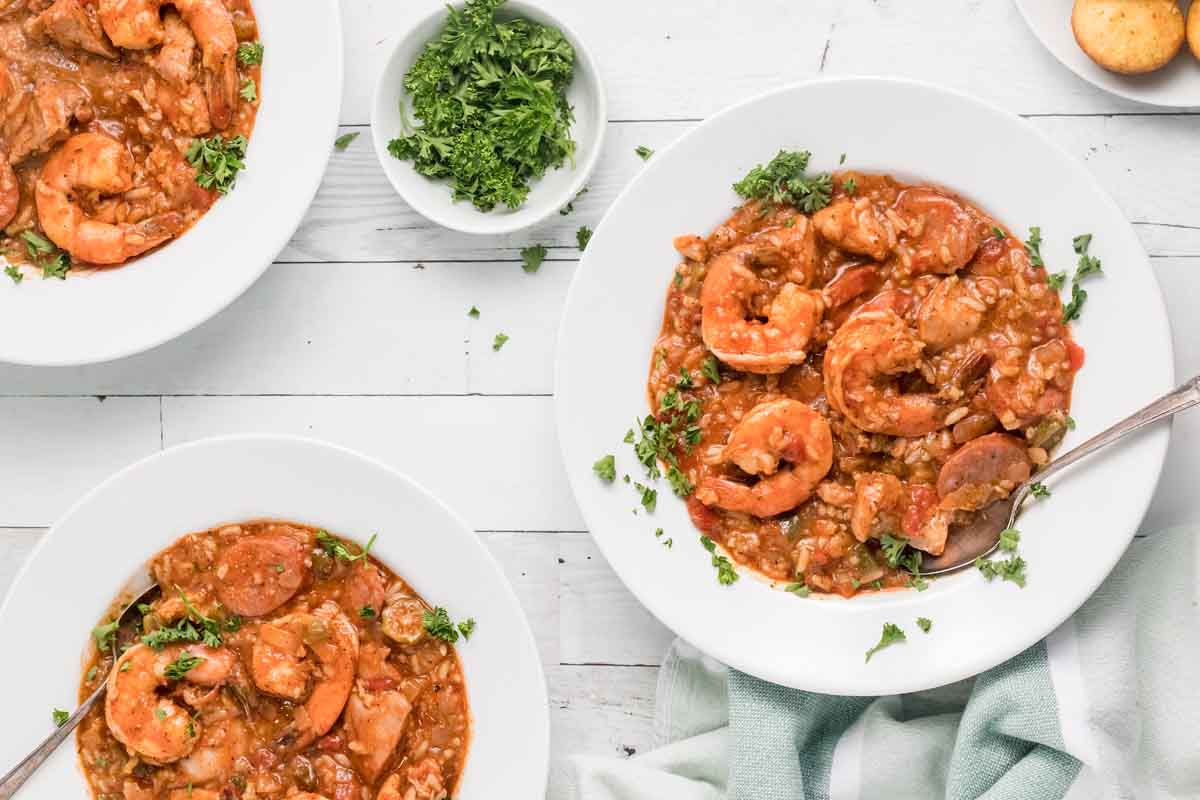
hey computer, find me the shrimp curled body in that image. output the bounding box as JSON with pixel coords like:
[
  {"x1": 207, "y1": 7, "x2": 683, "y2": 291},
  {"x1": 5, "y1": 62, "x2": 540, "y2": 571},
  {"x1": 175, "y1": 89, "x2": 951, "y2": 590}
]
[
  {"x1": 698, "y1": 398, "x2": 834, "y2": 517},
  {"x1": 0, "y1": 155, "x2": 17, "y2": 230}
]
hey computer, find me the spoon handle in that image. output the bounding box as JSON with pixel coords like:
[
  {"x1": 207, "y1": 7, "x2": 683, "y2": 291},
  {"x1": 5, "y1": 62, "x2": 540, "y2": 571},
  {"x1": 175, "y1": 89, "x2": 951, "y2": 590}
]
[
  {"x1": 0, "y1": 686, "x2": 104, "y2": 799},
  {"x1": 1035, "y1": 375, "x2": 1200, "y2": 486}
]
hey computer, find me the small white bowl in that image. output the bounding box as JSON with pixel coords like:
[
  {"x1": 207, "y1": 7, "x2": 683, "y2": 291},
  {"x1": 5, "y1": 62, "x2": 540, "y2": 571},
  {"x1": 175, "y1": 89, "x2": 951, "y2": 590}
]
[{"x1": 371, "y1": 1, "x2": 606, "y2": 235}]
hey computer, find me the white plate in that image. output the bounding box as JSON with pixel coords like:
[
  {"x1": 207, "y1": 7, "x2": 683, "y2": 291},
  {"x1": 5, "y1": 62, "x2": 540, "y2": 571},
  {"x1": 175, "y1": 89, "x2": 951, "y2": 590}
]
[
  {"x1": 0, "y1": 435, "x2": 549, "y2": 797},
  {"x1": 371, "y1": 1, "x2": 606, "y2": 235},
  {"x1": 0, "y1": 0, "x2": 343, "y2": 366},
  {"x1": 1016, "y1": 0, "x2": 1200, "y2": 108},
  {"x1": 555, "y1": 77, "x2": 1174, "y2": 695}
]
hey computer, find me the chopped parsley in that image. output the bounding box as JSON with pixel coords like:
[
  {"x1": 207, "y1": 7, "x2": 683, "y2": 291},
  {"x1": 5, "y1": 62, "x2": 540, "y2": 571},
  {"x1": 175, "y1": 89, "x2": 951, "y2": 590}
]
[
  {"x1": 842, "y1": 177, "x2": 857, "y2": 195},
  {"x1": 701, "y1": 355, "x2": 721, "y2": 385},
  {"x1": 52, "y1": 708, "x2": 70, "y2": 727},
  {"x1": 634, "y1": 482, "x2": 657, "y2": 512},
  {"x1": 20, "y1": 230, "x2": 70, "y2": 279},
  {"x1": 1047, "y1": 271, "x2": 1067, "y2": 291},
  {"x1": 163, "y1": 651, "x2": 204, "y2": 681},
  {"x1": 423, "y1": 606, "x2": 474, "y2": 644},
  {"x1": 976, "y1": 555, "x2": 1027, "y2": 587},
  {"x1": 40, "y1": 253, "x2": 70, "y2": 280},
  {"x1": 4, "y1": 264, "x2": 22, "y2": 284},
  {"x1": 635, "y1": 145, "x2": 655, "y2": 161},
  {"x1": 1029, "y1": 483, "x2": 1050, "y2": 499},
  {"x1": 1062, "y1": 283, "x2": 1087, "y2": 323},
  {"x1": 334, "y1": 132, "x2": 360, "y2": 151},
  {"x1": 1072, "y1": 233, "x2": 1092, "y2": 254},
  {"x1": 865, "y1": 623, "x2": 906, "y2": 662},
  {"x1": 593, "y1": 454, "x2": 616, "y2": 483},
  {"x1": 359, "y1": 606, "x2": 377, "y2": 620},
  {"x1": 236, "y1": 41, "x2": 264, "y2": 65},
  {"x1": 1072, "y1": 232, "x2": 1102, "y2": 284},
  {"x1": 492, "y1": 332, "x2": 509, "y2": 351},
  {"x1": 992, "y1": 226, "x2": 1006, "y2": 240},
  {"x1": 917, "y1": 617, "x2": 932, "y2": 633},
  {"x1": 666, "y1": 465, "x2": 694, "y2": 498},
  {"x1": 457, "y1": 618, "x2": 476, "y2": 640},
  {"x1": 998, "y1": 527, "x2": 1020, "y2": 552},
  {"x1": 576, "y1": 226, "x2": 593, "y2": 251},
  {"x1": 185, "y1": 135, "x2": 248, "y2": 194},
  {"x1": 85, "y1": 666, "x2": 97, "y2": 683},
  {"x1": 1066, "y1": 415, "x2": 1077, "y2": 431},
  {"x1": 387, "y1": 0, "x2": 577, "y2": 212},
  {"x1": 467, "y1": 306, "x2": 480, "y2": 318},
  {"x1": 1024, "y1": 227, "x2": 1044, "y2": 268},
  {"x1": 239, "y1": 78, "x2": 257, "y2": 104},
  {"x1": 700, "y1": 536, "x2": 739, "y2": 585},
  {"x1": 785, "y1": 582, "x2": 811, "y2": 598},
  {"x1": 676, "y1": 368, "x2": 694, "y2": 390},
  {"x1": 733, "y1": 150, "x2": 833, "y2": 213},
  {"x1": 155, "y1": 708, "x2": 167, "y2": 722},
  {"x1": 559, "y1": 186, "x2": 588, "y2": 215},
  {"x1": 142, "y1": 617, "x2": 205, "y2": 651},
  {"x1": 521, "y1": 244, "x2": 547, "y2": 273},
  {"x1": 316, "y1": 531, "x2": 377, "y2": 563},
  {"x1": 879, "y1": 533, "x2": 923, "y2": 576},
  {"x1": 92, "y1": 620, "x2": 119, "y2": 651}
]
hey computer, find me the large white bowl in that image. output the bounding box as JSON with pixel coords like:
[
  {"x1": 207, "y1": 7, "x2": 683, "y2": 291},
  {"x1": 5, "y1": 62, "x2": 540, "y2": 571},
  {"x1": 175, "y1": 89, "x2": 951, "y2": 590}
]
[
  {"x1": 1016, "y1": 0, "x2": 1200, "y2": 108},
  {"x1": 371, "y1": 1, "x2": 606, "y2": 235},
  {"x1": 555, "y1": 77, "x2": 1174, "y2": 695},
  {"x1": 0, "y1": 0, "x2": 343, "y2": 366},
  {"x1": 0, "y1": 436, "x2": 549, "y2": 797}
]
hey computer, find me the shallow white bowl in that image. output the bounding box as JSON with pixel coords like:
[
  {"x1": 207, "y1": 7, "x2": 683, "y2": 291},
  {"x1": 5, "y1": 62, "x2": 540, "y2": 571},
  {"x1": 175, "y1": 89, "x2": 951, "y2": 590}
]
[
  {"x1": 0, "y1": 0, "x2": 343, "y2": 366},
  {"x1": 556, "y1": 77, "x2": 1174, "y2": 695},
  {"x1": 0, "y1": 435, "x2": 549, "y2": 797},
  {"x1": 371, "y1": 1, "x2": 606, "y2": 235},
  {"x1": 1016, "y1": 0, "x2": 1200, "y2": 108}
]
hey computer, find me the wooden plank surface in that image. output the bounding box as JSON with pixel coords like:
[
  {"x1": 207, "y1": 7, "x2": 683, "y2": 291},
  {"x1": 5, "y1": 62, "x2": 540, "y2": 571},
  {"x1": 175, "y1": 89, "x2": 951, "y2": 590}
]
[{"x1": 0, "y1": 1, "x2": 1198, "y2": 797}]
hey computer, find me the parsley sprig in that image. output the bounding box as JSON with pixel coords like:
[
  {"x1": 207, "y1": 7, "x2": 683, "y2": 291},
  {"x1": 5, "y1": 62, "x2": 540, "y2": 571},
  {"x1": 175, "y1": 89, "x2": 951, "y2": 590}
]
[
  {"x1": 700, "y1": 536, "x2": 739, "y2": 585},
  {"x1": 733, "y1": 150, "x2": 833, "y2": 213},
  {"x1": 185, "y1": 136, "x2": 248, "y2": 194},
  {"x1": 422, "y1": 606, "x2": 476, "y2": 643},
  {"x1": 975, "y1": 527, "x2": 1027, "y2": 587},
  {"x1": 316, "y1": 531, "x2": 377, "y2": 563},
  {"x1": 865, "y1": 622, "x2": 906, "y2": 662},
  {"x1": 19, "y1": 230, "x2": 70, "y2": 279}
]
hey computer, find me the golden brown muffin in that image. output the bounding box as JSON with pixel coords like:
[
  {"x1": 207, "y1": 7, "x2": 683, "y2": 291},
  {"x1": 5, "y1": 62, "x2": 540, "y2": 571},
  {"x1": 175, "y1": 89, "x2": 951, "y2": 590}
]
[{"x1": 1072, "y1": 0, "x2": 1186, "y2": 74}]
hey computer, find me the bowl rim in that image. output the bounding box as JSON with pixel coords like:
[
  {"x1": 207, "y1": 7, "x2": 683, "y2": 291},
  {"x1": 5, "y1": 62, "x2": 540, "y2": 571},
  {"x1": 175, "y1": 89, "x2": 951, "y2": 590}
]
[
  {"x1": 369, "y1": 0, "x2": 608, "y2": 235},
  {"x1": 553, "y1": 74, "x2": 1174, "y2": 694}
]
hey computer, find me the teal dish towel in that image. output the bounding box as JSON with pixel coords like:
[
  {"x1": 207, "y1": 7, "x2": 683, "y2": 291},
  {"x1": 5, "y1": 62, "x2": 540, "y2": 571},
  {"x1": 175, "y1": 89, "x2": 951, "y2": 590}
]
[{"x1": 566, "y1": 527, "x2": 1200, "y2": 799}]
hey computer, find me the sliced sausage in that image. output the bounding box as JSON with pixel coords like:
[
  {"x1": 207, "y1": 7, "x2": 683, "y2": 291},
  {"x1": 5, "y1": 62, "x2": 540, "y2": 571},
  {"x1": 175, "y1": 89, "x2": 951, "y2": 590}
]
[
  {"x1": 937, "y1": 433, "x2": 1032, "y2": 511},
  {"x1": 215, "y1": 532, "x2": 309, "y2": 617}
]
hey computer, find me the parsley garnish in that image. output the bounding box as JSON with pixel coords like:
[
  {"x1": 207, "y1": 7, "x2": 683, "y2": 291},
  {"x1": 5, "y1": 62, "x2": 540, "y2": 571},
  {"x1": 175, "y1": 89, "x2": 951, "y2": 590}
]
[
  {"x1": 593, "y1": 454, "x2": 616, "y2": 482},
  {"x1": 185, "y1": 136, "x2": 247, "y2": 194},
  {"x1": 316, "y1": 531, "x2": 377, "y2": 563},
  {"x1": 1029, "y1": 483, "x2": 1050, "y2": 499},
  {"x1": 879, "y1": 533, "x2": 923, "y2": 576},
  {"x1": 86, "y1": 666, "x2": 97, "y2": 683},
  {"x1": 701, "y1": 355, "x2": 721, "y2": 385},
  {"x1": 387, "y1": 0, "x2": 577, "y2": 212},
  {"x1": 236, "y1": 41, "x2": 264, "y2": 65},
  {"x1": 1072, "y1": 232, "x2": 1102, "y2": 284},
  {"x1": 865, "y1": 623, "x2": 906, "y2": 662},
  {"x1": 785, "y1": 582, "x2": 811, "y2": 598},
  {"x1": 1024, "y1": 227, "x2": 1044, "y2": 268},
  {"x1": 359, "y1": 606, "x2": 377, "y2": 620},
  {"x1": 4, "y1": 264, "x2": 22, "y2": 284},
  {"x1": 998, "y1": 528, "x2": 1020, "y2": 552},
  {"x1": 635, "y1": 145, "x2": 654, "y2": 161},
  {"x1": 917, "y1": 617, "x2": 932, "y2": 633},
  {"x1": 239, "y1": 78, "x2": 257, "y2": 104},
  {"x1": 676, "y1": 368, "x2": 694, "y2": 390},
  {"x1": 334, "y1": 132, "x2": 360, "y2": 152},
  {"x1": 666, "y1": 465, "x2": 693, "y2": 497},
  {"x1": 576, "y1": 226, "x2": 593, "y2": 251},
  {"x1": 1062, "y1": 283, "x2": 1087, "y2": 322},
  {"x1": 142, "y1": 619, "x2": 202, "y2": 650},
  {"x1": 20, "y1": 231, "x2": 70, "y2": 279},
  {"x1": 423, "y1": 606, "x2": 475, "y2": 643},
  {"x1": 467, "y1": 306, "x2": 480, "y2": 318},
  {"x1": 520, "y1": 244, "x2": 546, "y2": 274},
  {"x1": 559, "y1": 186, "x2": 588, "y2": 215},
  {"x1": 733, "y1": 150, "x2": 833, "y2": 213},
  {"x1": 163, "y1": 650, "x2": 204, "y2": 681},
  {"x1": 992, "y1": 226, "x2": 1006, "y2": 240},
  {"x1": 458, "y1": 618, "x2": 476, "y2": 640},
  {"x1": 492, "y1": 332, "x2": 509, "y2": 351},
  {"x1": 1047, "y1": 271, "x2": 1067, "y2": 290},
  {"x1": 976, "y1": 553, "x2": 1027, "y2": 587},
  {"x1": 1066, "y1": 415, "x2": 1077, "y2": 430},
  {"x1": 842, "y1": 177, "x2": 857, "y2": 195},
  {"x1": 93, "y1": 620, "x2": 119, "y2": 651},
  {"x1": 634, "y1": 482, "x2": 657, "y2": 512},
  {"x1": 52, "y1": 708, "x2": 70, "y2": 727},
  {"x1": 700, "y1": 536, "x2": 739, "y2": 585}
]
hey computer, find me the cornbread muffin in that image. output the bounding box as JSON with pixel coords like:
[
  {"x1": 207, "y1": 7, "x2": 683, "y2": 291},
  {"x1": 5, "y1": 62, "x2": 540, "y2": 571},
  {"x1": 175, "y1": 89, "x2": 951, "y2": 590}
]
[{"x1": 1072, "y1": 0, "x2": 1186, "y2": 74}]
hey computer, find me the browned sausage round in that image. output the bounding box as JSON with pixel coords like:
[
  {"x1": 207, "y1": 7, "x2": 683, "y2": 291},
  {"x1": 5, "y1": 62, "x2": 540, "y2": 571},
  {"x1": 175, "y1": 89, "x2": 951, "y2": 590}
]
[
  {"x1": 215, "y1": 531, "x2": 309, "y2": 617},
  {"x1": 937, "y1": 433, "x2": 1032, "y2": 511}
]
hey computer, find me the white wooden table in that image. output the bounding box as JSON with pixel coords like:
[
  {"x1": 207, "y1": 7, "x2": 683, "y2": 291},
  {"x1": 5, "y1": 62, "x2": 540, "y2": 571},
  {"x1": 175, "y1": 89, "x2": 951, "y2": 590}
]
[{"x1": 1, "y1": 2, "x2": 1198, "y2": 796}]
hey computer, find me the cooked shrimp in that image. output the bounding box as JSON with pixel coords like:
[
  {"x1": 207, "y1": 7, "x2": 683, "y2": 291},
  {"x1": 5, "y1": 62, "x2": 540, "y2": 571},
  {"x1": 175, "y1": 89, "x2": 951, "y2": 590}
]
[
  {"x1": 937, "y1": 432, "x2": 1031, "y2": 511},
  {"x1": 850, "y1": 473, "x2": 951, "y2": 556},
  {"x1": 822, "y1": 263, "x2": 880, "y2": 309},
  {"x1": 344, "y1": 641, "x2": 413, "y2": 783},
  {"x1": 892, "y1": 188, "x2": 982, "y2": 276},
  {"x1": 98, "y1": 0, "x2": 238, "y2": 129},
  {"x1": 105, "y1": 642, "x2": 236, "y2": 764},
  {"x1": 35, "y1": 133, "x2": 183, "y2": 264},
  {"x1": 700, "y1": 245, "x2": 824, "y2": 374},
  {"x1": 0, "y1": 155, "x2": 17, "y2": 230},
  {"x1": 214, "y1": 528, "x2": 310, "y2": 617},
  {"x1": 175, "y1": 713, "x2": 249, "y2": 786},
  {"x1": 26, "y1": 0, "x2": 119, "y2": 58},
  {"x1": 673, "y1": 234, "x2": 706, "y2": 263},
  {"x1": 697, "y1": 398, "x2": 833, "y2": 517},
  {"x1": 249, "y1": 602, "x2": 359, "y2": 744},
  {"x1": 747, "y1": 215, "x2": 818, "y2": 286},
  {"x1": 915, "y1": 275, "x2": 991, "y2": 352},
  {"x1": 986, "y1": 339, "x2": 1073, "y2": 429},
  {"x1": 823, "y1": 307, "x2": 950, "y2": 437},
  {"x1": 812, "y1": 197, "x2": 896, "y2": 261}
]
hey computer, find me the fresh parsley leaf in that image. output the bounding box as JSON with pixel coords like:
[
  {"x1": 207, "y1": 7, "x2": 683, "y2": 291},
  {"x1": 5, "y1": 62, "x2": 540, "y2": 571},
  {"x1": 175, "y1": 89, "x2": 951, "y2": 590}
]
[
  {"x1": 842, "y1": 177, "x2": 857, "y2": 195},
  {"x1": 492, "y1": 332, "x2": 509, "y2": 351},
  {"x1": 4, "y1": 265, "x2": 22, "y2": 284},
  {"x1": 559, "y1": 186, "x2": 588, "y2": 215},
  {"x1": 1066, "y1": 416, "x2": 1077, "y2": 430},
  {"x1": 879, "y1": 533, "x2": 910, "y2": 567},
  {"x1": 634, "y1": 482, "x2": 657, "y2": 512},
  {"x1": 733, "y1": 149, "x2": 833, "y2": 212},
  {"x1": 916, "y1": 617, "x2": 932, "y2": 633},
  {"x1": 520, "y1": 244, "x2": 547, "y2": 274},
  {"x1": 992, "y1": 226, "x2": 1006, "y2": 240},
  {"x1": 315, "y1": 531, "x2": 377, "y2": 563},
  {"x1": 20, "y1": 230, "x2": 54, "y2": 256},
  {"x1": 163, "y1": 650, "x2": 204, "y2": 681},
  {"x1": 635, "y1": 145, "x2": 654, "y2": 161},
  {"x1": 676, "y1": 368, "x2": 694, "y2": 390},
  {"x1": 1024, "y1": 227, "x2": 1044, "y2": 268},
  {"x1": 86, "y1": 666, "x2": 97, "y2": 683},
  {"x1": 975, "y1": 555, "x2": 1027, "y2": 587},
  {"x1": 1062, "y1": 283, "x2": 1087, "y2": 322},
  {"x1": 239, "y1": 78, "x2": 257, "y2": 104},
  {"x1": 576, "y1": 226, "x2": 593, "y2": 251},
  {"x1": 142, "y1": 619, "x2": 202, "y2": 650},
  {"x1": 785, "y1": 582, "x2": 811, "y2": 597},
  {"x1": 865, "y1": 622, "x2": 906, "y2": 662},
  {"x1": 93, "y1": 620, "x2": 119, "y2": 651},
  {"x1": 700, "y1": 536, "x2": 739, "y2": 585},
  {"x1": 666, "y1": 465, "x2": 693, "y2": 497},
  {"x1": 52, "y1": 708, "x2": 70, "y2": 727},
  {"x1": 185, "y1": 135, "x2": 248, "y2": 194},
  {"x1": 1029, "y1": 483, "x2": 1050, "y2": 499},
  {"x1": 907, "y1": 574, "x2": 929, "y2": 591},
  {"x1": 334, "y1": 132, "x2": 360, "y2": 152},
  {"x1": 998, "y1": 527, "x2": 1021, "y2": 553},
  {"x1": 1072, "y1": 234, "x2": 1102, "y2": 284},
  {"x1": 1072, "y1": 234, "x2": 1092, "y2": 254},
  {"x1": 593, "y1": 454, "x2": 616, "y2": 482},
  {"x1": 423, "y1": 606, "x2": 472, "y2": 644},
  {"x1": 236, "y1": 41, "x2": 264, "y2": 65},
  {"x1": 40, "y1": 252, "x2": 70, "y2": 280},
  {"x1": 457, "y1": 618, "x2": 476, "y2": 640},
  {"x1": 155, "y1": 708, "x2": 167, "y2": 722},
  {"x1": 1047, "y1": 271, "x2": 1067, "y2": 290},
  {"x1": 467, "y1": 305, "x2": 480, "y2": 318},
  {"x1": 701, "y1": 355, "x2": 721, "y2": 385},
  {"x1": 359, "y1": 606, "x2": 377, "y2": 620}
]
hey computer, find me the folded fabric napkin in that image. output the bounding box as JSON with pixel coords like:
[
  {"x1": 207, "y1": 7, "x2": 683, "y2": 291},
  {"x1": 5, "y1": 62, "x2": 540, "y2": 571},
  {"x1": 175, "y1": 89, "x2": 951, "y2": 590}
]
[{"x1": 567, "y1": 527, "x2": 1200, "y2": 800}]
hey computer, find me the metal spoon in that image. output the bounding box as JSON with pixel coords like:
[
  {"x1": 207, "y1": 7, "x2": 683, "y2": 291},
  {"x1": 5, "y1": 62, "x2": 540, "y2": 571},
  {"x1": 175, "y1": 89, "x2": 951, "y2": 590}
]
[
  {"x1": 0, "y1": 583, "x2": 160, "y2": 799},
  {"x1": 922, "y1": 375, "x2": 1200, "y2": 575}
]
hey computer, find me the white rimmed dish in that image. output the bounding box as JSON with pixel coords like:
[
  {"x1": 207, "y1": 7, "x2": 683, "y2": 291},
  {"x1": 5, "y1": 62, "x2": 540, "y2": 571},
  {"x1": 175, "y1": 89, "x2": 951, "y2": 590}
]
[
  {"x1": 555, "y1": 77, "x2": 1173, "y2": 695},
  {"x1": 1015, "y1": 0, "x2": 1200, "y2": 108},
  {"x1": 0, "y1": 435, "x2": 549, "y2": 797},
  {"x1": 371, "y1": 1, "x2": 606, "y2": 235},
  {"x1": 0, "y1": 0, "x2": 343, "y2": 366}
]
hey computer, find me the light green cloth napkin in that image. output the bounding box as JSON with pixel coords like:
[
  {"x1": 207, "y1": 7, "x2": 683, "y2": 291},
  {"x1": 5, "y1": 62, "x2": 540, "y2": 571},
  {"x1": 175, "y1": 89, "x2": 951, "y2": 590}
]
[{"x1": 567, "y1": 527, "x2": 1200, "y2": 800}]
